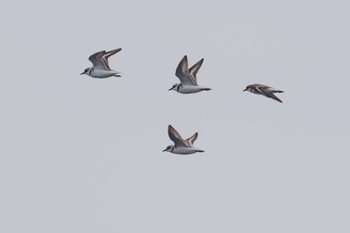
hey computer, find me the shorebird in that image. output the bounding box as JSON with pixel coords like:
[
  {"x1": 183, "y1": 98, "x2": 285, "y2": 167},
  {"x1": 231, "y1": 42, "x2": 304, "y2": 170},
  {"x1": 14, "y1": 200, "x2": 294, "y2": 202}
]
[
  {"x1": 163, "y1": 125, "x2": 204, "y2": 155},
  {"x1": 81, "y1": 48, "x2": 122, "y2": 78},
  {"x1": 243, "y1": 84, "x2": 284, "y2": 103},
  {"x1": 169, "y1": 55, "x2": 211, "y2": 94}
]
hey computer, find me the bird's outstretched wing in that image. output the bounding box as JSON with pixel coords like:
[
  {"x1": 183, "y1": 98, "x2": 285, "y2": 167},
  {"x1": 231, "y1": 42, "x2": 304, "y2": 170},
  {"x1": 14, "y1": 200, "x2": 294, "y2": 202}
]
[
  {"x1": 188, "y1": 58, "x2": 203, "y2": 84},
  {"x1": 185, "y1": 132, "x2": 198, "y2": 146},
  {"x1": 257, "y1": 85, "x2": 284, "y2": 103},
  {"x1": 89, "y1": 48, "x2": 121, "y2": 70},
  {"x1": 175, "y1": 55, "x2": 197, "y2": 86},
  {"x1": 168, "y1": 125, "x2": 188, "y2": 147}
]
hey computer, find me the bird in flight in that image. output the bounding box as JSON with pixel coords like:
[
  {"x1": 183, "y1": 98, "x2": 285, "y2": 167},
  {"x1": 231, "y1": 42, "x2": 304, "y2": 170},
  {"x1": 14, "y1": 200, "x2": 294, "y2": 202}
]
[
  {"x1": 243, "y1": 84, "x2": 284, "y2": 103},
  {"x1": 168, "y1": 55, "x2": 211, "y2": 94},
  {"x1": 81, "y1": 48, "x2": 122, "y2": 78},
  {"x1": 163, "y1": 125, "x2": 204, "y2": 155}
]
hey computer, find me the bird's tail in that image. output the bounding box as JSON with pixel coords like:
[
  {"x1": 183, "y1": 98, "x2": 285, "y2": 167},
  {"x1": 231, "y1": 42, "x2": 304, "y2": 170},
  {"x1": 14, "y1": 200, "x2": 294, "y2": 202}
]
[{"x1": 114, "y1": 72, "x2": 122, "y2": 77}]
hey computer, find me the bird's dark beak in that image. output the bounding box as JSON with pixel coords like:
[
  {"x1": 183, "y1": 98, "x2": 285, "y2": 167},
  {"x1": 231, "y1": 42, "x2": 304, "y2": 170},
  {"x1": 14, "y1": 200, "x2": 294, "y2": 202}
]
[
  {"x1": 243, "y1": 88, "x2": 248, "y2": 92},
  {"x1": 168, "y1": 88, "x2": 172, "y2": 91},
  {"x1": 80, "y1": 72, "x2": 84, "y2": 75},
  {"x1": 162, "y1": 149, "x2": 167, "y2": 152}
]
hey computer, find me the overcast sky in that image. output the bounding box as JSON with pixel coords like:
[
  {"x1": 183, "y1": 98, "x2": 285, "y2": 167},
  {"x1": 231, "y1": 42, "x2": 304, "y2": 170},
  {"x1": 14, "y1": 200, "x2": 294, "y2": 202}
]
[{"x1": 1, "y1": 1, "x2": 350, "y2": 232}]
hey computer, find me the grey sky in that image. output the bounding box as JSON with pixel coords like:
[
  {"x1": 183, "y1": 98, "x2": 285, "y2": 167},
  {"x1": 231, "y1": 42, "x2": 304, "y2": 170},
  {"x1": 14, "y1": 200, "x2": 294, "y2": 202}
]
[{"x1": 1, "y1": 1, "x2": 350, "y2": 232}]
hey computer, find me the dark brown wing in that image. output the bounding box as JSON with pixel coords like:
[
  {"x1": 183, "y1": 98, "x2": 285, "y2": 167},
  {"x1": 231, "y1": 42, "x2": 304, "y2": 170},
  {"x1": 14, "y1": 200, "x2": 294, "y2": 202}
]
[
  {"x1": 258, "y1": 86, "x2": 283, "y2": 103},
  {"x1": 88, "y1": 50, "x2": 107, "y2": 69},
  {"x1": 185, "y1": 132, "x2": 198, "y2": 146},
  {"x1": 175, "y1": 56, "x2": 197, "y2": 86},
  {"x1": 188, "y1": 58, "x2": 203, "y2": 84},
  {"x1": 101, "y1": 48, "x2": 122, "y2": 70},
  {"x1": 168, "y1": 125, "x2": 188, "y2": 147}
]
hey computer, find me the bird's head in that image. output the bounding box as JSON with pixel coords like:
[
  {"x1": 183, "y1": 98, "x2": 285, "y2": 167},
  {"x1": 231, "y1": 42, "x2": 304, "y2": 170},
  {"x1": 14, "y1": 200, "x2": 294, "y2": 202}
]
[
  {"x1": 243, "y1": 85, "x2": 252, "y2": 92},
  {"x1": 162, "y1": 145, "x2": 172, "y2": 152},
  {"x1": 168, "y1": 84, "x2": 179, "y2": 91},
  {"x1": 80, "y1": 68, "x2": 90, "y2": 75}
]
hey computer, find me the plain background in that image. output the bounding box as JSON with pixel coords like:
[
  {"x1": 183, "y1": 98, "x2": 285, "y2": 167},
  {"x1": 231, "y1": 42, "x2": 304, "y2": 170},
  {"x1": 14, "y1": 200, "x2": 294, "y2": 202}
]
[{"x1": 1, "y1": 1, "x2": 350, "y2": 232}]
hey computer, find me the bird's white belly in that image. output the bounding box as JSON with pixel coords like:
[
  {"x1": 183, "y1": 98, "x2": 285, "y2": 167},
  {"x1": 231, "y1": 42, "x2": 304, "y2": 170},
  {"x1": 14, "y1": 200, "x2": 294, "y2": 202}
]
[
  {"x1": 178, "y1": 85, "x2": 206, "y2": 94},
  {"x1": 90, "y1": 69, "x2": 117, "y2": 78},
  {"x1": 172, "y1": 147, "x2": 197, "y2": 155}
]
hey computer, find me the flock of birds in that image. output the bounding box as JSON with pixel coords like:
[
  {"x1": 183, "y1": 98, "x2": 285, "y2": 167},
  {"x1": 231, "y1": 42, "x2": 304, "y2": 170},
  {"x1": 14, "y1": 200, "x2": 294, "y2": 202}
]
[{"x1": 81, "y1": 48, "x2": 284, "y2": 155}]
